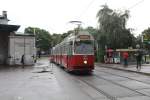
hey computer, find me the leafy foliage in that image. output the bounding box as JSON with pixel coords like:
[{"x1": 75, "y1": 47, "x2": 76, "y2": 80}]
[
  {"x1": 24, "y1": 27, "x2": 52, "y2": 52},
  {"x1": 97, "y1": 5, "x2": 135, "y2": 49},
  {"x1": 84, "y1": 26, "x2": 98, "y2": 38},
  {"x1": 142, "y1": 28, "x2": 150, "y2": 35},
  {"x1": 24, "y1": 27, "x2": 72, "y2": 53},
  {"x1": 96, "y1": 5, "x2": 136, "y2": 62}
]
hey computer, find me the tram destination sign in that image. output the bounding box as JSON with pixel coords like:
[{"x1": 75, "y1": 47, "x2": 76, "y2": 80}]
[{"x1": 79, "y1": 35, "x2": 90, "y2": 40}]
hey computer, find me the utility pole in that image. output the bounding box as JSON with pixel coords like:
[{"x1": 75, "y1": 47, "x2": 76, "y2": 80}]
[
  {"x1": 33, "y1": 28, "x2": 37, "y2": 63},
  {"x1": 21, "y1": 32, "x2": 25, "y2": 67},
  {"x1": 24, "y1": 33, "x2": 25, "y2": 56}
]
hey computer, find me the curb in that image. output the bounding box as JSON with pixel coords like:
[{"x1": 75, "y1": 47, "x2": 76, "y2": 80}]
[{"x1": 95, "y1": 64, "x2": 150, "y2": 76}]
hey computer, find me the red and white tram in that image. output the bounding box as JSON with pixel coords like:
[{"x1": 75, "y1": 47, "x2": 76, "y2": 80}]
[{"x1": 50, "y1": 31, "x2": 95, "y2": 72}]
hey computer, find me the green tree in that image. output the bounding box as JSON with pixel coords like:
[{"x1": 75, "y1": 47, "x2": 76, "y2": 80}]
[
  {"x1": 24, "y1": 27, "x2": 52, "y2": 53},
  {"x1": 97, "y1": 5, "x2": 133, "y2": 49},
  {"x1": 51, "y1": 33, "x2": 62, "y2": 46},
  {"x1": 84, "y1": 26, "x2": 98, "y2": 38},
  {"x1": 61, "y1": 30, "x2": 73, "y2": 39},
  {"x1": 96, "y1": 5, "x2": 136, "y2": 62}
]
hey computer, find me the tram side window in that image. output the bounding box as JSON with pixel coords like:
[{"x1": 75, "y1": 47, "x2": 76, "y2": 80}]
[
  {"x1": 56, "y1": 47, "x2": 58, "y2": 55},
  {"x1": 64, "y1": 43, "x2": 70, "y2": 55},
  {"x1": 59, "y1": 47, "x2": 61, "y2": 55},
  {"x1": 63, "y1": 46, "x2": 65, "y2": 54},
  {"x1": 61, "y1": 46, "x2": 62, "y2": 55},
  {"x1": 57, "y1": 47, "x2": 59, "y2": 55},
  {"x1": 66, "y1": 43, "x2": 69, "y2": 55},
  {"x1": 64, "y1": 44, "x2": 67, "y2": 54},
  {"x1": 69, "y1": 45, "x2": 72, "y2": 56},
  {"x1": 69, "y1": 41, "x2": 73, "y2": 45},
  {"x1": 55, "y1": 48, "x2": 57, "y2": 55},
  {"x1": 62, "y1": 45, "x2": 64, "y2": 54},
  {"x1": 55, "y1": 49, "x2": 57, "y2": 55},
  {"x1": 59, "y1": 46, "x2": 61, "y2": 55}
]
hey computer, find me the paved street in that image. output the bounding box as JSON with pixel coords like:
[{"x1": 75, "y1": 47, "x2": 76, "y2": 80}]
[{"x1": 0, "y1": 58, "x2": 150, "y2": 100}]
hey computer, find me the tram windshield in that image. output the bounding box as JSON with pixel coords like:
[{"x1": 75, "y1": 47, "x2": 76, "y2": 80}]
[{"x1": 74, "y1": 40, "x2": 94, "y2": 54}]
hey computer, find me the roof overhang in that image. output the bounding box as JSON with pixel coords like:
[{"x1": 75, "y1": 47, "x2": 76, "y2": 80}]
[{"x1": 0, "y1": 24, "x2": 20, "y2": 33}]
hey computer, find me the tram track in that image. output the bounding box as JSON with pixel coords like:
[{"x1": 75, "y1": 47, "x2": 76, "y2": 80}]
[
  {"x1": 55, "y1": 66, "x2": 117, "y2": 100},
  {"x1": 76, "y1": 73, "x2": 148, "y2": 100},
  {"x1": 94, "y1": 73, "x2": 148, "y2": 97},
  {"x1": 55, "y1": 64, "x2": 150, "y2": 99},
  {"x1": 95, "y1": 67, "x2": 150, "y2": 86},
  {"x1": 93, "y1": 68, "x2": 150, "y2": 97},
  {"x1": 77, "y1": 76, "x2": 117, "y2": 100},
  {"x1": 76, "y1": 73, "x2": 150, "y2": 100}
]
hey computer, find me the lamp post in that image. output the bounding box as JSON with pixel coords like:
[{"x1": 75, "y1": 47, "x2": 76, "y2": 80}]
[
  {"x1": 24, "y1": 33, "x2": 25, "y2": 55},
  {"x1": 21, "y1": 32, "x2": 25, "y2": 67}
]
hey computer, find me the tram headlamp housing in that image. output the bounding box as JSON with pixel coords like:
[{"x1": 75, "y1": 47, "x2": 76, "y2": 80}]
[{"x1": 84, "y1": 60, "x2": 87, "y2": 64}]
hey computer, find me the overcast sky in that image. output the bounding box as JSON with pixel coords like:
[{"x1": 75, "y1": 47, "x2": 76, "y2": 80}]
[{"x1": 0, "y1": 0, "x2": 149, "y2": 35}]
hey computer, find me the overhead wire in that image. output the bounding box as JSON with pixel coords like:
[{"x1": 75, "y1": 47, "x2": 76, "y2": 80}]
[
  {"x1": 78, "y1": 0, "x2": 96, "y2": 19},
  {"x1": 128, "y1": 0, "x2": 145, "y2": 10},
  {"x1": 75, "y1": 0, "x2": 145, "y2": 29}
]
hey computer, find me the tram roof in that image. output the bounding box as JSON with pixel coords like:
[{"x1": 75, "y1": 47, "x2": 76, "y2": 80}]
[
  {"x1": 53, "y1": 30, "x2": 94, "y2": 48},
  {"x1": 63, "y1": 31, "x2": 93, "y2": 42}
]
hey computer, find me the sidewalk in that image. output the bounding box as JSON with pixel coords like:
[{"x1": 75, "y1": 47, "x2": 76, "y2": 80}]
[{"x1": 95, "y1": 63, "x2": 150, "y2": 75}]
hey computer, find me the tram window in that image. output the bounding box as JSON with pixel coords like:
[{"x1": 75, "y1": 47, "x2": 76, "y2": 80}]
[
  {"x1": 74, "y1": 40, "x2": 94, "y2": 54},
  {"x1": 75, "y1": 40, "x2": 92, "y2": 45},
  {"x1": 69, "y1": 41, "x2": 73, "y2": 45},
  {"x1": 75, "y1": 41, "x2": 80, "y2": 46},
  {"x1": 62, "y1": 47, "x2": 64, "y2": 54},
  {"x1": 64, "y1": 44, "x2": 67, "y2": 54}
]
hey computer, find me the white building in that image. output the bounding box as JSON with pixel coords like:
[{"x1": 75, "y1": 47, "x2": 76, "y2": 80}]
[
  {"x1": 0, "y1": 11, "x2": 36, "y2": 65},
  {"x1": 8, "y1": 34, "x2": 36, "y2": 65}
]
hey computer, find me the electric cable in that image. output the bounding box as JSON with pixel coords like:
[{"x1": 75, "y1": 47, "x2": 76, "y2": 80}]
[
  {"x1": 78, "y1": 0, "x2": 96, "y2": 19},
  {"x1": 128, "y1": 0, "x2": 145, "y2": 10}
]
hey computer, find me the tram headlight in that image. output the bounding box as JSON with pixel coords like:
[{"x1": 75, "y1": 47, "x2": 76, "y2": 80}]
[{"x1": 84, "y1": 60, "x2": 87, "y2": 64}]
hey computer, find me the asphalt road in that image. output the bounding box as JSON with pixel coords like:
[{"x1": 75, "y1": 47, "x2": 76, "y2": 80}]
[{"x1": 0, "y1": 58, "x2": 150, "y2": 100}]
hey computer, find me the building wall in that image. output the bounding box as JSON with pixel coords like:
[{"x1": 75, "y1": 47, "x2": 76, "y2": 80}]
[
  {"x1": 0, "y1": 33, "x2": 9, "y2": 64},
  {"x1": 8, "y1": 35, "x2": 36, "y2": 65}
]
